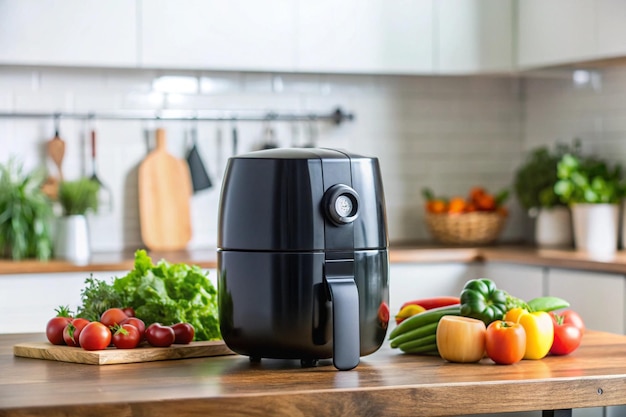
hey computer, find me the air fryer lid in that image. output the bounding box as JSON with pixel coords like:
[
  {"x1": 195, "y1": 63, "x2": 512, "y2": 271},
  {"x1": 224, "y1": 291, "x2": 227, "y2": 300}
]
[{"x1": 218, "y1": 148, "x2": 387, "y2": 252}]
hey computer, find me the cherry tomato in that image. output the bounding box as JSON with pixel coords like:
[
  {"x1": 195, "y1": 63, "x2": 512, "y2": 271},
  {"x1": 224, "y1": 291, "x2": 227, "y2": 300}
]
[
  {"x1": 63, "y1": 318, "x2": 90, "y2": 347},
  {"x1": 46, "y1": 317, "x2": 72, "y2": 345},
  {"x1": 121, "y1": 317, "x2": 146, "y2": 340},
  {"x1": 112, "y1": 324, "x2": 141, "y2": 349},
  {"x1": 122, "y1": 307, "x2": 136, "y2": 318},
  {"x1": 170, "y1": 323, "x2": 195, "y2": 344},
  {"x1": 145, "y1": 323, "x2": 175, "y2": 347},
  {"x1": 485, "y1": 320, "x2": 526, "y2": 365},
  {"x1": 79, "y1": 322, "x2": 112, "y2": 351},
  {"x1": 550, "y1": 313, "x2": 583, "y2": 356},
  {"x1": 550, "y1": 310, "x2": 585, "y2": 334},
  {"x1": 99, "y1": 308, "x2": 129, "y2": 328}
]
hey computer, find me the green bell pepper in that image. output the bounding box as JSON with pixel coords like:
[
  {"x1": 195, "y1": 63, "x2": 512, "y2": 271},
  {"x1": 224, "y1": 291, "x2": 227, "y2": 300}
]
[{"x1": 459, "y1": 278, "x2": 509, "y2": 325}]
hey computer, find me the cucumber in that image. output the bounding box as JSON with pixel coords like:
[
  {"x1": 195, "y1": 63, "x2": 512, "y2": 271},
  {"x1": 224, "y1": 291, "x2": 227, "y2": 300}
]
[
  {"x1": 400, "y1": 342, "x2": 439, "y2": 355},
  {"x1": 396, "y1": 334, "x2": 437, "y2": 351},
  {"x1": 390, "y1": 322, "x2": 438, "y2": 348},
  {"x1": 527, "y1": 296, "x2": 570, "y2": 312},
  {"x1": 389, "y1": 304, "x2": 461, "y2": 339}
]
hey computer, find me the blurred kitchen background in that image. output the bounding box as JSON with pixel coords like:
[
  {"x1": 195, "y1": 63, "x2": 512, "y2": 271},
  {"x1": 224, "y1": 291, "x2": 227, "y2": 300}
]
[{"x1": 1, "y1": 0, "x2": 625, "y2": 253}]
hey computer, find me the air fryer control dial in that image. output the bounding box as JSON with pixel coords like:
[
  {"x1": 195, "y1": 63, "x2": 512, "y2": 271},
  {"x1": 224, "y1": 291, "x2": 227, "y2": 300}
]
[{"x1": 324, "y1": 184, "x2": 360, "y2": 225}]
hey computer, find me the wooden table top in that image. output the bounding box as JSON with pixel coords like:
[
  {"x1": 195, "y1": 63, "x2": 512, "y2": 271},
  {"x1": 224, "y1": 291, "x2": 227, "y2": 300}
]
[{"x1": 2, "y1": 331, "x2": 626, "y2": 417}]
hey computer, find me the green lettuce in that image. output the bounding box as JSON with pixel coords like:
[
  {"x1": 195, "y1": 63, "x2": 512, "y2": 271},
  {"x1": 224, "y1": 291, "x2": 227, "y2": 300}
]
[{"x1": 113, "y1": 250, "x2": 220, "y2": 341}]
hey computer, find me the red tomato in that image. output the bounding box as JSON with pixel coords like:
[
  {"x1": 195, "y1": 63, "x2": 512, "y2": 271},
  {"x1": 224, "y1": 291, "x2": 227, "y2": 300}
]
[
  {"x1": 121, "y1": 317, "x2": 146, "y2": 340},
  {"x1": 46, "y1": 317, "x2": 72, "y2": 345},
  {"x1": 550, "y1": 310, "x2": 585, "y2": 334},
  {"x1": 550, "y1": 314, "x2": 583, "y2": 356},
  {"x1": 145, "y1": 323, "x2": 175, "y2": 347},
  {"x1": 122, "y1": 307, "x2": 136, "y2": 318},
  {"x1": 112, "y1": 324, "x2": 141, "y2": 349},
  {"x1": 485, "y1": 320, "x2": 526, "y2": 365},
  {"x1": 63, "y1": 318, "x2": 90, "y2": 347},
  {"x1": 99, "y1": 308, "x2": 129, "y2": 328},
  {"x1": 79, "y1": 322, "x2": 112, "y2": 351},
  {"x1": 170, "y1": 323, "x2": 195, "y2": 344}
]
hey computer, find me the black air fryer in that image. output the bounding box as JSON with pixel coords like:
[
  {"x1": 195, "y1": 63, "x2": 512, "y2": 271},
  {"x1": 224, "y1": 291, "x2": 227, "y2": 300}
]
[{"x1": 217, "y1": 148, "x2": 389, "y2": 371}]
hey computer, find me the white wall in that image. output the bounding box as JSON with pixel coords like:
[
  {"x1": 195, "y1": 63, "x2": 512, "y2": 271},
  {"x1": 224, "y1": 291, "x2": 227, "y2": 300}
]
[{"x1": 0, "y1": 67, "x2": 525, "y2": 252}]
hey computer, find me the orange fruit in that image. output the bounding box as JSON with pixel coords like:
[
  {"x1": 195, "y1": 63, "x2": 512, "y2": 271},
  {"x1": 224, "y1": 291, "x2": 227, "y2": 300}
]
[
  {"x1": 447, "y1": 197, "x2": 466, "y2": 214},
  {"x1": 469, "y1": 186, "x2": 486, "y2": 203},
  {"x1": 427, "y1": 199, "x2": 447, "y2": 213},
  {"x1": 475, "y1": 193, "x2": 496, "y2": 211}
]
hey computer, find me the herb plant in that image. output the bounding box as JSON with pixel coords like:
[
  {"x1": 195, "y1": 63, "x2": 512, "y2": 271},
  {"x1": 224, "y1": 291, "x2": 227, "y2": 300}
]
[
  {"x1": 513, "y1": 141, "x2": 580, "y2": 212},
  {"x1": 76, "y1": 275, "x2": 125, "y2": 321},
  {"x1": 0, "y1": 159, "x2": 53, "y2": 260},
  {"x1": 554, "y1": 153, "x2": 624, "y2": 204},
  {"x1": 58, "y1": 178, "x2": 99, "y2": 216}
]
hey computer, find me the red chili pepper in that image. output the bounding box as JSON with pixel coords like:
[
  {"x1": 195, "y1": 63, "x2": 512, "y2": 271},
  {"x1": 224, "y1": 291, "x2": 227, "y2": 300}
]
[{"x1": 400, "y1": 296, "x2": 460, "y2": 311}]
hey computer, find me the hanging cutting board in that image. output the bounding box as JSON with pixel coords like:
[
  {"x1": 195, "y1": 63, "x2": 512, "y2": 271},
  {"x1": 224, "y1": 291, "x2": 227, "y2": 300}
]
[
  {"x1": 13, "y1": 340, "x2": 233, "y2": 365},
  {"x1": 138, "y1": 128, "x2": 193, "y2": 251}
]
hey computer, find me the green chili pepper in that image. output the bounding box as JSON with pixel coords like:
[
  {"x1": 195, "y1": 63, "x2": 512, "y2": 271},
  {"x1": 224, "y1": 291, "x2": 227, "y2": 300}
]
[{"x1": 460, "y1": 278, "x2": 510, "y2": 325}]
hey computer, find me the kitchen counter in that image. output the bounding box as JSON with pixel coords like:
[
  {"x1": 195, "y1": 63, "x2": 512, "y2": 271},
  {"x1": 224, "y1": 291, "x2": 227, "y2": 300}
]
[
  {"x1": 2, "y1": 331, "x2": 626, "y2": 416},
  {"x1": 4, "y1": 245, "x2": 626, "y2": 275}
]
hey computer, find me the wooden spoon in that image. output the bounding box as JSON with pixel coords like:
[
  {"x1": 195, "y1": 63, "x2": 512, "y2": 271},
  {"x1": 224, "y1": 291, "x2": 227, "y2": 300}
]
[{"x1": 47, "y1": 131, "x2": 65, "y2": 181}]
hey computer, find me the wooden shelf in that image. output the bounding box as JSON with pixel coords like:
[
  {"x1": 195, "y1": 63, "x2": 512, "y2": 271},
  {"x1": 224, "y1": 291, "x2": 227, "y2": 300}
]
[{"x1": 3, "y1": 245, "x2": 626, "y2": 275}]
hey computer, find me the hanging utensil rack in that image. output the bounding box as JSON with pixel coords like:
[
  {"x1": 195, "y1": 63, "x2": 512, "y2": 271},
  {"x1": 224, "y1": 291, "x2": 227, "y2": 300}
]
[{"x1": 0, "y1": 107, "x2": 354, "y2": 124}]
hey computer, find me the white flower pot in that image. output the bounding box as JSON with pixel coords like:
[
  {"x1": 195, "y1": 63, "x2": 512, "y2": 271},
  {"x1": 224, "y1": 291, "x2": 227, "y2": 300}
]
[
  {"x1": 571, "y1": 203, "x2": 619, "y2": 258},
  {"x1": 54, "y1": 215, "x2": 90, "y2": 265},
  {"x1": 534, "y1": 206, "x2": 573, "y2": 248}
]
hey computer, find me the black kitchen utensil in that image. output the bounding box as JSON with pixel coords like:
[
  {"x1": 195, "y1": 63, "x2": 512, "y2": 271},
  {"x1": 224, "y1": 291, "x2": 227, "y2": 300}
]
[
  {"x1": 231, "y1": 123, "x2": 238, "y2": 156},
  {"x1": 186, "y1": 126, "x2": 212, "y2": 193},
  {"x1": 260, "y1": 123, "x2": 278, "y2": 149},
  {"x1": 89, "y1": 128, "x2": 113, "y2": 213},
  {"x1": 218, "y1": 148, "x2": 389, "y2": 371}
]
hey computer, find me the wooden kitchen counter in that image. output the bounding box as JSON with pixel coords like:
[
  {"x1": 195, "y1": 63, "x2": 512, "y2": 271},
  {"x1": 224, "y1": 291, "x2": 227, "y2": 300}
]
[
  {"x1": 4, "y1": 245, "x2": 626, "y2": 275},
  {"x1": 1, "y1": 331, "x2": 626, "y2": 416}
]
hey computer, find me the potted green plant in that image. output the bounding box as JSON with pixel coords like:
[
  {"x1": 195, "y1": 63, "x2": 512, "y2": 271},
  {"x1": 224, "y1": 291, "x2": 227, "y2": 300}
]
[
  {"x1": 54, "y1": 178, "x2": 99, "y2": 264},
  {"x1": 513, "y1": 142, "x2": 579, "y2": 247},
  {"x1": 554, "y1": 153, "x2": 624, "y2": 257},
  {"x1": 0, "y1": 159, "x2": 53, "y2": 260}
]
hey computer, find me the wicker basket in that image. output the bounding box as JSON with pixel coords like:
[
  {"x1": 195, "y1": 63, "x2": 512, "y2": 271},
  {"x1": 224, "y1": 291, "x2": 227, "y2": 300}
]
[{"x1": 425, "y1": 211, "x2": 507, "y2": 245}]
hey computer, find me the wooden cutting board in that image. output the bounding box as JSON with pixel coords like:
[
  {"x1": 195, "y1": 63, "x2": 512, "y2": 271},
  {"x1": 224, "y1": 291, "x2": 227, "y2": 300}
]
[
  {"x1": 13, "y1": 340, "x2": 234, "y2": 365},
  {"x1": 138, "y1": 128, "x2": 193, "y2": 251}
]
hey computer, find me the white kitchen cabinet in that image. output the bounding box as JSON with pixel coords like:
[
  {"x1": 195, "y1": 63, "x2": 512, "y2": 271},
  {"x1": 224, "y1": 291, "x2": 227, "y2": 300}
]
[
  {"x1": 436, "y1": 0, "x2": 514, "y2": 74},
  {"x1": 547, "y1": 268, "x2": 625, "y2": 334},
  {"x1": 0, "y1": 0, "x2": 138, "y2": 67},
  {"x1": 596, "y1": 0, "x2": 626, "y2": 59},
  {"x1": 296, "y1": 0, "x2": 434, "y2": 74},
  {"x1": 518, "y1": 0, "x2": 626, "y2": 69},
  {"x1": 517, "y1": 0, "x2": 596, "y2": 68},
  {"x1": 140, "y1": 0, "x2": 296, "y2": 72}
]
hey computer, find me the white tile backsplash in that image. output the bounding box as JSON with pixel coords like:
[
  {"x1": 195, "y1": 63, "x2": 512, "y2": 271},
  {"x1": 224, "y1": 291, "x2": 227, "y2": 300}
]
[
  {"x1": 1, "y1": 66, "x2": 531, "y2": 252},
  {"x1": 523, "y1": 66, "x2": 626, "y2": 167}
]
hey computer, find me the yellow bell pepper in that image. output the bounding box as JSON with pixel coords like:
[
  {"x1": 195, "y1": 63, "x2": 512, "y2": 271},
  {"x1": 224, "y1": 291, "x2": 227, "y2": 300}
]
[
  {"x1": 504, "y1": 307, "x2": 554, "y2": 360},
  {"x1": 394, "y1": 304, "x2": 426, "y2": 325}
]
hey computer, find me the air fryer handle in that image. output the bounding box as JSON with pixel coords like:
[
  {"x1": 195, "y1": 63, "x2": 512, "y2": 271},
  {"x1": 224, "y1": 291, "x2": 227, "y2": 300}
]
[{"x1": 324, "y1": 258, "x2": 360, "y2": 371}]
